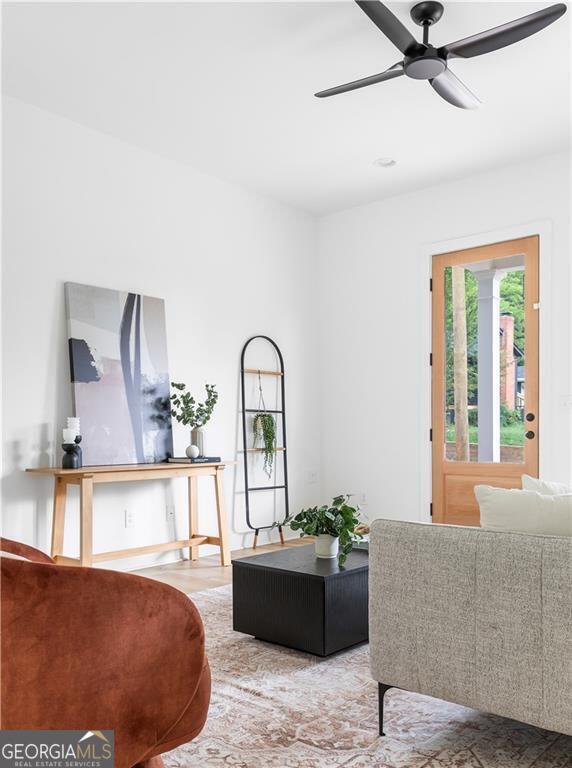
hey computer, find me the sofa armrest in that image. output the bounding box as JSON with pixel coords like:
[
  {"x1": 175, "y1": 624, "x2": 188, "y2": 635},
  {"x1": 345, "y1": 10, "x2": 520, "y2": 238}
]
[
  {"x1": 0, "y1": 537, "x2": 54, "y2": 563},
  {"x1": 1, "y1": 557, "x2": 210, "y2": 768},
  {"x1": 369, "y1": 519, "x2": 572, "y2": 735}
]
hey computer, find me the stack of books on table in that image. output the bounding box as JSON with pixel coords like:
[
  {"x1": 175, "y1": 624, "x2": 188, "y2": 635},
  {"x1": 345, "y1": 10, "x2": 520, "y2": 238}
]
[{"x1": 167, "y1": 456, "x2": 222, "y2": 464}]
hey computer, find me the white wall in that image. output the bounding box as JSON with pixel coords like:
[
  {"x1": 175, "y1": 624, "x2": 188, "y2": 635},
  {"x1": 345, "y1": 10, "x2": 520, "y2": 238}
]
[
  {"x1": 318, "y1": 152, "x2": 571, "y2": 524},
  {"x1": 2, "y1": 97, "x2": 321, "y2": 569},
  {"x1": 3, "y1": 98, "x2": 570, "y2": 563}
]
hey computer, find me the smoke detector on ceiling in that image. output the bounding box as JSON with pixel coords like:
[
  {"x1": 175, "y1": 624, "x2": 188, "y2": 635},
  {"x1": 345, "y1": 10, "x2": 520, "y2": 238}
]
[{"x1": 373, "y1": 157, "x2": 397, "y2": 168}]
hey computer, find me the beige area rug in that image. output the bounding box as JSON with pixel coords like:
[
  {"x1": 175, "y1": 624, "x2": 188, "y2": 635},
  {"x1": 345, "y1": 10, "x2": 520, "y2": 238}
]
[{"x1": 164, "y1": 586, "x2": 571, "y2": 768}]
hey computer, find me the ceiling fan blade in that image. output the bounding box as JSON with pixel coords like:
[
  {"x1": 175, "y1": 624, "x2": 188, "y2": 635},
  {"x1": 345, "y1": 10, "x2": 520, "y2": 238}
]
[
  {"x1": 430, "y1": 68, "x2": 481, "y2": 109},
  {"x1": 354, "y1": 1, "x2": 422, "y2": 55},
  {"x1": 439, "y1": 3, "x2": 567, "y2": 59},
  {"x1": 315, "y1": 63, "x2": 404, "y2": 98}
]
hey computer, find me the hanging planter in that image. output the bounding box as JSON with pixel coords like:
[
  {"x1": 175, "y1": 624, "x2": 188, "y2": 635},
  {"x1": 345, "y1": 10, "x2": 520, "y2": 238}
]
[
  {"x1": 251, "y1": 369, "x2": 277, "y2": 478},
  {"x1": 253, "y1": 412, "x2": 276, "y2": 478}
]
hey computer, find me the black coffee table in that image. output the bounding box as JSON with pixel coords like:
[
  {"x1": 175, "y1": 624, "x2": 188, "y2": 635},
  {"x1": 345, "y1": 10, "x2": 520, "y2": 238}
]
[{"x1": 232, "y1": 544, "x2": 368, "y2": 656}]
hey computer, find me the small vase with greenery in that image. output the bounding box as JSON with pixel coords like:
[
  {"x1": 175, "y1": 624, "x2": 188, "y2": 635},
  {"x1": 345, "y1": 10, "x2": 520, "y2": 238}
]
[
  {"x1": 282, "y1": 495, "x2": 363, "y2": 566},
  {"x1": 170, "y1": 382, "x2": 218, "y2": 457}
]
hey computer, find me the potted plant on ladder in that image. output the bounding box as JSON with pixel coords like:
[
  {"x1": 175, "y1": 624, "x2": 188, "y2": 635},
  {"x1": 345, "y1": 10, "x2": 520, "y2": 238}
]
[{"x1": 252, "y1": 371, "x2": 277, "y2": 478}]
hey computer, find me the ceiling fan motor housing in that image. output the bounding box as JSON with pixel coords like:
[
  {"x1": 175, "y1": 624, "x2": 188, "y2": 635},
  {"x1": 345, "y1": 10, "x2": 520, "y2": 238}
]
[
  {"x1": 405, "y1": 2, "x2": 447, "y2": 80},
  {"x1": 404, "y1": 47, "x2": 447, "y2": 79},
  {"x1": 410, "y1": 2, "x2": 445, "y2": 27}
]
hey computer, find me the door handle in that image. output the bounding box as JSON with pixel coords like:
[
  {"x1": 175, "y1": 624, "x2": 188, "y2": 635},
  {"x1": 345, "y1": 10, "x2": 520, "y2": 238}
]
[
  {"x1": 526, "y1": 413, "x2": 535, "y2": 422},
  {"x1": 525, "y1": 430, "x2": 535, "y2": 440}
]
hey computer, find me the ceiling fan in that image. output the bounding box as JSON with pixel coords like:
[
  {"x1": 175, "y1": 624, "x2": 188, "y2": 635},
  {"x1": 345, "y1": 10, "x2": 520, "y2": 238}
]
[{"x1": 315, "y1": 1, "x2": 567, "y2": 108}]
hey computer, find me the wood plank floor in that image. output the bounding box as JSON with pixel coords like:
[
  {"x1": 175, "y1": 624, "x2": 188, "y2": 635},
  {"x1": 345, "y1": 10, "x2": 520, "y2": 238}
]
[{"x1": 132, "y1": 537, "x2": 311, "y2": 594}]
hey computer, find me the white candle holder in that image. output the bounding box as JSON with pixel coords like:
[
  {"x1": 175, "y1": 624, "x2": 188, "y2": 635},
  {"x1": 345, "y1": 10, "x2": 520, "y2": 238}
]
[
  {"x1": 63, "y1": 427, "x2": 76, "y2": 444},
  {"x1": 67, "y1": 417, "x2": 80, "y2": 434}
]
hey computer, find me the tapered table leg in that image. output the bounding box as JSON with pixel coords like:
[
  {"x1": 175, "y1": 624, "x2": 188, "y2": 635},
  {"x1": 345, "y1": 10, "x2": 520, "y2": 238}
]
[
  {"x1": 51, "y1": 477, "x2": 67, "y2": 559},
  {"x1": 188, "y1": 475, "x2": 199, "y2": 561},
  {"x1": 80, "y1": 475, "x2": 94, "y2": 567}
]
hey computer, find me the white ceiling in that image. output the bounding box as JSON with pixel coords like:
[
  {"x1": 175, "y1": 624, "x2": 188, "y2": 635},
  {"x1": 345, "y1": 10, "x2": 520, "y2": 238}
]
[{"x1": 3, "y1": 2, "x2": 570, "y2": 214}]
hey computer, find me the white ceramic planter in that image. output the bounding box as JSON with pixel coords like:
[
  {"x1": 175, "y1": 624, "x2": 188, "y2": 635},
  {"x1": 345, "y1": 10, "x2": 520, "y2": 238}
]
[{"x1": 315, "y1": 534, "x2": 339, "y2": 559}]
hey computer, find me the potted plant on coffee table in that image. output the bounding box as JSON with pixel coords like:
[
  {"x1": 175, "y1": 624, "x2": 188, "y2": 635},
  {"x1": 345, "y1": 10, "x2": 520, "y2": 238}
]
[{"x1": 282, "y1": 494, "x2": 363, "y2": 566}]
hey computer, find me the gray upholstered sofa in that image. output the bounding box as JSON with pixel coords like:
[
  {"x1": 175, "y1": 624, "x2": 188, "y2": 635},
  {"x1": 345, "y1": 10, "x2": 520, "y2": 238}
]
[{"x1": 369, "y1": 519, "x2": 572, "y2": 736}]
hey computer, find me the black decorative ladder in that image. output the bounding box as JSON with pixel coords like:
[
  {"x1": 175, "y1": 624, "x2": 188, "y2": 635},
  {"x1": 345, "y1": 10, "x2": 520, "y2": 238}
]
[{"x1": 240, "y1": 335, "x2": 289, "y2": 548}]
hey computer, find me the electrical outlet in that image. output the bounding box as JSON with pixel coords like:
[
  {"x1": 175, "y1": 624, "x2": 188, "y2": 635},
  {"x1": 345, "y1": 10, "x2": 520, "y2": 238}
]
[
  {"x1": 166, "y1": 506, "x2": 175, "y2": 521},
  {"x1": 308, "y1": 471, "x2": 318, "y2": 484},
  {"x1": 124, "y1": 509, "x2": 135, "y2": 528}
]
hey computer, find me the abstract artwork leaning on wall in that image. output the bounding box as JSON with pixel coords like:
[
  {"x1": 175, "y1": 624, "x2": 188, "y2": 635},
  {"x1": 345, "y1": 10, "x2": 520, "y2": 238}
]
[{"x1": 65, "y1": 282, "x2": 173, "y2": 465}]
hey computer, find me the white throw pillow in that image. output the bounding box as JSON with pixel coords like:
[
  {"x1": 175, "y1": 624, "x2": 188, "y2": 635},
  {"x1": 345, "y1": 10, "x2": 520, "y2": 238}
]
[
  {"x1": 522, "y1": 474, "x2": 572, "y2": 495},
  {"x1": 475, "y1": 485, "x2": 572, "y2": 537}
]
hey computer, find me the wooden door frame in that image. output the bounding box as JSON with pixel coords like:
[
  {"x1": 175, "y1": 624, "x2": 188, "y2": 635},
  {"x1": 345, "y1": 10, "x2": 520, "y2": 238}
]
[
  {"x1": 431, "y1": 236, "x2": 539, "y2": 524},
  {"x1": 419, "y1": 222, "x2": 553, "y2": 525}
]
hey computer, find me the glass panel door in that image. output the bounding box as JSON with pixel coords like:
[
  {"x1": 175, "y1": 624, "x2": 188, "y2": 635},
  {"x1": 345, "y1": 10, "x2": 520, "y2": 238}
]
[
  {"x1": 432, "y1": 237, "x2": 539, "y2": 526},
  {"x1": 443, "y1": 260, "x2": 526, "y2": 464}
]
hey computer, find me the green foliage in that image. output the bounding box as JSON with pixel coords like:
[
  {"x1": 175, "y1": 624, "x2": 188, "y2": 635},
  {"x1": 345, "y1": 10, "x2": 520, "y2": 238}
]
[
  {"x1": 465, "y1": 407, "x2": 521, "y2": 428},
  {"x1": 170, "y1": 382, "x2": 218, "y2": 428},
  {"x1": 500, "y1": 271, "x2": 525, "y2": 353},
  {"x1": 253, "y1": 413, "x2": 276, "y2": 478},
  {"x1": 446, "y1": 423, "x2": 525, "y2": 446},
  {"x1": 500, "y1": 404, "x2": 522, "y2": 427},
  {"x1": 283, "y1": 495, "x2": 363, "y2": 567}
]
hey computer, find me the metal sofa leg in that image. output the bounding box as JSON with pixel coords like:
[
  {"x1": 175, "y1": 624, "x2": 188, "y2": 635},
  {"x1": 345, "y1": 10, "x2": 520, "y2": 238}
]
[{"x1": 378, "y1": 683, "x2": 392, "y2": 736}]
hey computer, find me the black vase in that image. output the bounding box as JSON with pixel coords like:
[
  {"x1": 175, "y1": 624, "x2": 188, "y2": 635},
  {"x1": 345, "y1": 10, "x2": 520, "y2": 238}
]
[
  {"x1": 62, "y1": 443, "x2": 81, "y2": 469},
  {"x1": 74, "y1": 434, "x2": 83, "y2": 467}
]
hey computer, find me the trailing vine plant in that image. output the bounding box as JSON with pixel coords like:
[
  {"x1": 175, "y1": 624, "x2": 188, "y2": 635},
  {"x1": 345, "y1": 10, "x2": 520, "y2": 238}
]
[
  {"x1": 253, "y1": 413, "x2": 276, "y2": 478},
  {"x1": 170, "y1": 382, "x2": 218, "y2": 428},
  {"x1": 252, "y1": 370, "x2": 276, "y2": 478}
]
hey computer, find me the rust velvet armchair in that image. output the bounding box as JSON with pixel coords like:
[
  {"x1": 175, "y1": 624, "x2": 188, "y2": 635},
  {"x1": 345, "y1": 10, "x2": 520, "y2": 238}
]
[{"x1": 0, "y1": 538, "x2": 211, "y2": 768}]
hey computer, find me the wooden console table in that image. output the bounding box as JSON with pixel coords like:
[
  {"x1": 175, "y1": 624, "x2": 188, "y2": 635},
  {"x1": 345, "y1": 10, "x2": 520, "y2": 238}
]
[{"x1": 26, "y1": 462, "x2": 231, "y2": 568}]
